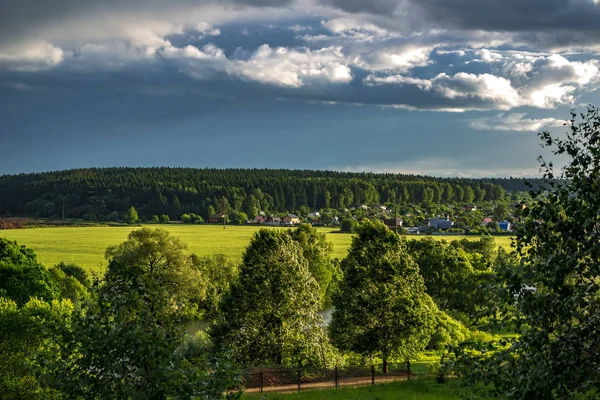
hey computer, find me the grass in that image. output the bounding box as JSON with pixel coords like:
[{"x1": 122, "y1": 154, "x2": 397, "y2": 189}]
[
  {"x1": 0, "y1": 224, "x2": 514, "y2": 275},
  {"x1": 241, "y1": 378, "x2": 474, "y2": 400}
]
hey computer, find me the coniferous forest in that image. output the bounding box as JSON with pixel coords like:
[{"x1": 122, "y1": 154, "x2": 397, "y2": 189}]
[{"x1": 0, "y1": 168, "x2": 541, "y2": 220}]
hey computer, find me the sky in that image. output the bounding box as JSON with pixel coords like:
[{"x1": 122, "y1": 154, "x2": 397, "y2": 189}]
[{"x1": 1, "y1": 0, "x2": 599, "y2": 177}]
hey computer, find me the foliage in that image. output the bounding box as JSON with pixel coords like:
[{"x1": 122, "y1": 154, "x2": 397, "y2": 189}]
[
  {"x1": 105, "y1": 228, "x2": 207, "y2": 315},
  {"x1": 124, "y1": 206, "x2": 139, "y2": 224},
  {"x1": 340, "y1": 218, "x2": 358, "y2": 233},
  {"x1": 0, "y1": 296, "x2": 73, "y2": 400},
  {"x1": 329, "y1": 220, "x2": 438, "y2": 369},
  {"x1": 57, "y1": 259, "x2": 240, "y2": 400},
  {"x1": 210, "y1": 229, "x2": 326, "y2": 368},
  {"x1": 47, "y1": 266, "x2": 90, "y2": 306},
  {"x1": 0, "y1": 238, "x2": 57, "y2": 306},
  {"x1": 288, "y1": 224, "x2": 341, "y2": 305},
  {"x1": 407, "y1": 237, "x2": 494, "y2": 322},
  {"x1": 458, "y1": 107, "x2": 600, "y2": 398},
  {"x1": 52, "y1": 261, "x2": 90, "y2": 287},
  {"x1": 191, "y1": 254, "x2": 238, "y2": 318},
  {"x1": 0, "y1": 167, "x2": 525, "y2": 220}
]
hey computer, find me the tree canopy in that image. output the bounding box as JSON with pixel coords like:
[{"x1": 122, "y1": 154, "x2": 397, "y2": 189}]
[
  {"x1": 210, "y1": 229, "x2": 325, "y2": 367},
  {"x1": 329, "y1": 220, "x2": 437, "y2": 371},
  {"x1": 461, "y1": 107, "x2": 600, "y2": 398}
]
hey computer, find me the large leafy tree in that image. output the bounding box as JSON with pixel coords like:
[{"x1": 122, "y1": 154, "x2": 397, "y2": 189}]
[
  {"x1": 105, "y1": 228, "x2": 207, "y2": 313},
  {"x1": 58, "y1": 229, "x2": 240, "y2": 399},
  {"x1": 0, "y1": 297, "x2": 73, "y2": 400},
  {"x1": 463, "y1": 107, "x2": 600, "y2": 398},
  {"x1": 329, "y1": 220, "x2": 437, "y2": 372},
  {"x1": 288, "y1": 224, "x2": 342, "y2": 306},
  {"x1": 210, "y1": 229, "x2": 325, "y2": 367},
  {"x1": 0, "y1": 238, "x2": 57, "y2": 306}
]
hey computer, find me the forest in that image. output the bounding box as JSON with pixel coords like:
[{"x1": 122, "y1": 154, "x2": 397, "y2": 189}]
[{"x1": 0, "y1": 168, "x2": 541, "y2": 220}]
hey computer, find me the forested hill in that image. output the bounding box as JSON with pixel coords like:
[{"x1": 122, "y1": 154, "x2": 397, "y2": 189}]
[{"x1": 0, "y1": 168, "x2": 542, "y2": 220}]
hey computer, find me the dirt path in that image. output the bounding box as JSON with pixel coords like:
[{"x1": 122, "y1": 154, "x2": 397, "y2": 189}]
[{"x1": 244, "y1": 373, "x2": 412, "y2": 394}]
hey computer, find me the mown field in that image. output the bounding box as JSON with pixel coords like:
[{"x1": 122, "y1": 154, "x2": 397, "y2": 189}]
[{"x1": 0, "y1": 225, "x2": 514, "y2": 274}]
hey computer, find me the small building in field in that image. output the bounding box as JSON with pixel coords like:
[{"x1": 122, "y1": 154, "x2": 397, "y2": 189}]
[
  {"x1": 383, "y1": 218, "x2": 403, "y2": 230},
  {"x1": 481, "y1": 217, "x2": 493, "y2": 226},
  {"x1": 252, "y1": 215, "x2": 265, "y2": 224},
  {"x1": 208, "y1": 214, "x2": 225, "y2": 224},
  {"x1": 265, "y1": 215, "x2": 281, "y2": 225},
  {"x1": 283, "y1": 214, "x2": 301, "y2": 225},
  {"x1": 307, "y1": 212, "x2": 320, "y2": 220},
  {"x1": 429, "y1": 217, "x2": 454, "y2": 230},
  {"x1": 498, "y1": 221, "x2": 511, "y2": 231}
]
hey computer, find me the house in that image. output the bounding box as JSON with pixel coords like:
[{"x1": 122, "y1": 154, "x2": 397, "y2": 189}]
[
  {"x1": 265, "y1": 215, "x2": 281, "y2": 225},
  {"x1": 429, "y1": 217, "x2": 453, "y2": 230},
  {"x1": 419, "y1": 220, "x2": 431, "y2": 232},
  {"x1": 383, "y1": 218, "x2": 403, "y2": 230},
  {"x1": 283, "y1": 214, "x2": 300, "y2": 225},
  {"x1": 208, "y1": 214, "x2": 225, "y2": 224},
  {"x1": 481, "y1": 217, "x2": 493, "y2": 226},
  {"x1": 307, "y1": 211, "x2": 320, "y2": 220},
  {"x1": 406, "y1": 227, "x2": 420, "y2": 234},
  {"x1": 498, "y1": 221, "x2": 511, "y2": 231},
  {"x1": 252, "y1": 215, "x2": 265, "y2": 224}
]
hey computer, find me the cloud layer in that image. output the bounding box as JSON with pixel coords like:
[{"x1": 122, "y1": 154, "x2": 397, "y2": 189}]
[{"x1": 2, "y1": 0, "x2": 600, "y2": 114}]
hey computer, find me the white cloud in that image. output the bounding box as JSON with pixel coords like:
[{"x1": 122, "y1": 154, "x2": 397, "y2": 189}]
[
  {"x1": 161, "y1": 43, "x2": 352, "y2": 88},
  {"x1": 468, "y1": 113, "x2": 565, "y2": 131},
  {"x1": 353, "y1": 45, "x2": 434, "y2": 71},
  {"x1": 365, "y1": 72, "x2": 521, "y2": 111},
  {"x1": 0, "y1": 41, "x2": 65, "y2": 71}
]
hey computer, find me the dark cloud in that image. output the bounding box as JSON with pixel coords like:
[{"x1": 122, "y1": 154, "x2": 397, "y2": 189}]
[{"x1": 318, "y1": 0, "x2": 600, "y2": 35}]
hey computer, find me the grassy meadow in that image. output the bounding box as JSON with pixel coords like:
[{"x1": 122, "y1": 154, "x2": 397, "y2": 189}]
[
  {"x1": 241, "y1": 378, "x2": 476, "y2": 400},
  {"x1": 0, "y1": 224, "x2": 514, "y2": 275}
]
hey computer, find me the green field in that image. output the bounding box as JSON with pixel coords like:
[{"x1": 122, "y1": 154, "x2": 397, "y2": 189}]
[
  {"x1": 0, "y1": 225, "x2": 514, "y2": 275},
  {"x1": 241, "y1": 378, "x2": 475, "y2": 400}
]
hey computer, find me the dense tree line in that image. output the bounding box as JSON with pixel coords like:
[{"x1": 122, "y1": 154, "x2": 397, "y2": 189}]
[{"x1": 0, "y1": 168, "x2": 541, "y2": 220}]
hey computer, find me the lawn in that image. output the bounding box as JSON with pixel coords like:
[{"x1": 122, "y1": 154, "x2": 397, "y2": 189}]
[
  {"x1": 0, "y1": 224, "x2": 514, "y2": 275},
  {"x1": 241, "y1": 378, "x2": 475, "y2": 400}
]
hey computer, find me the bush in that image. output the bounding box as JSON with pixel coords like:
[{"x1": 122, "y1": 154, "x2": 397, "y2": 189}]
[
  {"x1": 159, "y1": 214, "x2": 170, "y2": 223},
  {"x1": 106, "y1": 211, "x2": 119, "y2": 222},
  {"x1": 340, "y1": 218, "x2": 358, "y2": 233}
]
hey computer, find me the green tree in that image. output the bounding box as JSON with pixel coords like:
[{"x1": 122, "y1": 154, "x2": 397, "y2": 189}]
[
  {"x1": 0, "y1": 238, "x2": 57, "y2": 306},
  {"x1": 159, "y1": 214, "x2": 170, "y2": 223},
  {"x1": 340, "y1": 218, "x2": 358, "y2": 233},
  {"x1": 0, "y1": 297, "x2": 73, "y2": 400},
  {"x1": 124, "y1": 206, "x2": 139, "y2": 224},
  {"x1": 493, "y1": 202, "x2": 510, "y2": 222},
  {"x1": 460, "y1": 107, "x2": 600, "y2": 398},
  {"x1": 191, "y1": 254, "x2": 238, "y2": 318},
  {"x1": 58, "y1": 259, "x2": 238, "y2": 400},
  {"x1": 329, "y1": 220, "x2": 437, "y2": 372},
  {"x1": 151, "y1": 214, "x2": 160, "y2": 223},
  {"x1": 105, "y1": 228, "x2": 206, "y2": 313},
  {"x1": 288, "y1": 224, "x2": 341, "y2": 306},
  {"x1": 210, "y1": 229, "x2": 325, "y2": 367}
]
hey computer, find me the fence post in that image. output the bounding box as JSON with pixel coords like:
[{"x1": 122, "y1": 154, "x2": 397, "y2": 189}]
[
  {"x1": 297, "y1": 369, "x2": 301, "y2": 393},
  {"x1": 259, "y1": 372, "x2": 263, "y2": 393},
  {"x1": 407, "y1": 360, "x2": 411, "y2": 380},
  {"x1": 371, "y1": 365, "x2": 375, "y2": 386},
  {"x1": 335, "y1": 367, "x2": 339, "y2": 389}
]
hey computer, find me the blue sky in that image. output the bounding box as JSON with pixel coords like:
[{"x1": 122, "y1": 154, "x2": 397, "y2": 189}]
[{"x1": 1, "y1": 0, "x2": 599, "y2": 177}]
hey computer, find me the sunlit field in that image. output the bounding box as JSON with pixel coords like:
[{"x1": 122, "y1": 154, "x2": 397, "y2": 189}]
[{"x1": 1, "y1": 224, "x2": 514, "y2": 275}]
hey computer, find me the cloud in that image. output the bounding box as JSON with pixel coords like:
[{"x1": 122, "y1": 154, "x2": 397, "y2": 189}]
[
  {"x1": 161, "y1": 43, "x2": 352, "y2": 88},
  {"x1": 364, "y1": 72, "x2": 521, "y2": 111},
  {"x1": 468, "y1": 113, "x2": 565, "y2": 131}
]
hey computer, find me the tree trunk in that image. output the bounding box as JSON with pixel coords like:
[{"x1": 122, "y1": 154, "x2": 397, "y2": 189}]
[{"x1": 383, "y1": 357, "x2": 388, "y2": 374}]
